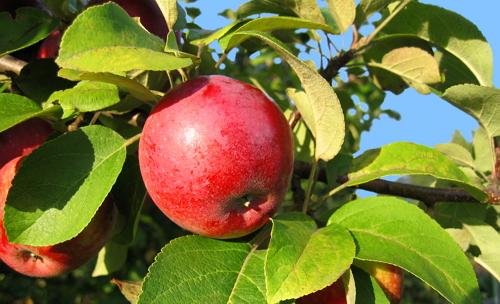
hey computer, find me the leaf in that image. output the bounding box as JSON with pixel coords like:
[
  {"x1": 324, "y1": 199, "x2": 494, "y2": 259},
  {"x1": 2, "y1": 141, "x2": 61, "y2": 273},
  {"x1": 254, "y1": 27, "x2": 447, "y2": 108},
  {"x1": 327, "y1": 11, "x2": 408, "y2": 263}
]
[
  {"x1": 380, "y1": 2, "x2": 493, "y2": 86},
  {"x1": 328, "y1": 196, "x2": 481, "y2": 304},
  {"x1": 354, "y1": 0, "x2": 399, "y2": 26},
  {"x1": 0, "y1": 7, "x2": 58, "y2": 56},
  {"x1": 326, "y1": 0, "x2": 355, "y2": 33},
  {"x1": 112, "y1": 279, "x2": 142, "y2": 304},
  {"x1": 14, "y1": 59, "x2": 75, "y2": 103},
  {"x1": 368, "y1": 47, "x2": 441, "y2": 94},
  {"x1": 58, "y1": 69, "x2": 158, "y2": 103},
  {"x1": 464, "y1": 223, "x2": 500, "y2": 281},
  {"x1": 155, "y1": 0, "x2": 177, "y2": 31},
  {"x1": 92, "y1": 241, "x2": 128, "y2": 277},
  {"x1": 287, "y1": 88, "x2": 315, "y2": 136},
  {"x1": 139, "y1": 236, "x2": 267, "y2": 304},
  {"x1": 56, "y1": 3, "x2": 192, "y2": 72},
  {"x1": 435, "y1": 143, "x2": 475, "y2": 169},
  {"x1": 47, "y1": 81, "x2": 120, "y2": 118},
  {"x1": 230, "y1": 31, "x2": 345, "y2": 161},
  {"x1": 235, "y1": 0, "x2": 325, "y2": 24},
  {"x1": 191, "y1": 20, "x2": 248, "y2": 45},
  {"x1": 351, "y1": 266, "x2": 390, "y2": 304},
  {"x1": 443, "y1": 85, "x2": 500, "y2": 139},
  {"x1": 472, "y1": 126, "x2": 495, "y2": 174},
  {"x1": 4, "y1": 125, "x2": 126, "y2": 246},
  {"x1": 332, "y1": 142, "x2": 487, "y2": 201},
  {"x1": 0, "y1": 93, "x2": 59, "y2": 132},
  {"x1": 433, "y1": 49, "x2": 479, "y2": 93},
  {"x1": 266, "y1": 213, "x2": 355, "y2": 303},
  {"x1": 219, "y1": 16, "x2": 334, "y2": 51}
]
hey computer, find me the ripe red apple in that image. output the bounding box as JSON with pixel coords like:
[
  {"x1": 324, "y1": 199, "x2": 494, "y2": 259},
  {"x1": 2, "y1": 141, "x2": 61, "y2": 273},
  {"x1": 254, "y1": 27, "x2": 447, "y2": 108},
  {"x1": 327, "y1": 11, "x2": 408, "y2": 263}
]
[
  {"x1": 139, "y1": 75, "x2": 294, "y2": 238},
  {"x1": 36, "y1": 30, "x2": 62, "y2": 59},
  {"x1": 88, "y1": 0, "x2": 168, "y2": 38},
  {"x1": 297, "y1": 263, "x2": 403, "y2": 304},
  {"x1": 0, "y1": 120, "x2": 116, "y2": 277}
]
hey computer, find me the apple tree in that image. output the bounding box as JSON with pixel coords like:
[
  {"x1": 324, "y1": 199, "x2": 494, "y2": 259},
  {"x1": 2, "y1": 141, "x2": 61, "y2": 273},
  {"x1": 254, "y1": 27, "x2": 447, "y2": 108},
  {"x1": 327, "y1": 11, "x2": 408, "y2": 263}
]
[{"x1": 0, "y1": 0, "x2": 498, "y2": 303}]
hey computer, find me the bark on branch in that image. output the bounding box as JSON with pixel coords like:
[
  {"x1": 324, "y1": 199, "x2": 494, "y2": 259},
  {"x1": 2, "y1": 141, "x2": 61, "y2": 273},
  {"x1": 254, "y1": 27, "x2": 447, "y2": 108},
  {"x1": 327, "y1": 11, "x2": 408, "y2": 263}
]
[
  {"x1": 293, "y1": 161, "x2": 480, "y2": 207},
  {"x1": 0, "y1": 55, "x2": 27, "y2": 75}
]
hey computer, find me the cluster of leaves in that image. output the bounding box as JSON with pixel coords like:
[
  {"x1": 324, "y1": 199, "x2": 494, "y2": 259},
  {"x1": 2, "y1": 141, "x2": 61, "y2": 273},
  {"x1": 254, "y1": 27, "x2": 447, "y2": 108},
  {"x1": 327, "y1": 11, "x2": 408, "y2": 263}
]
[{"x1": 0, "y1": 0, "x2": 498, "y2": 303}]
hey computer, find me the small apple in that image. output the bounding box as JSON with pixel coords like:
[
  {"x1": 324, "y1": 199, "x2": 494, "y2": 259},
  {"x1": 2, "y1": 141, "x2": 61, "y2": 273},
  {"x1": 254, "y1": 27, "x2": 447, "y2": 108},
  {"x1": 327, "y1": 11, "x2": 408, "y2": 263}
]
[
  {"x1": 139, "y1": 75, "x2": 294, "y2": 238},
  {"x1": 0, "y1": 120, "x2": 116, "y2": 277},
  {"x1": 36, "y1": 30, "x2": 62, "y2": 59},
  {"x1": 88, "y1": 0, "x2": 168, "y2": 38},
  {"x1": 296, "y1": 263, "x2": 403, "y2": 304}
]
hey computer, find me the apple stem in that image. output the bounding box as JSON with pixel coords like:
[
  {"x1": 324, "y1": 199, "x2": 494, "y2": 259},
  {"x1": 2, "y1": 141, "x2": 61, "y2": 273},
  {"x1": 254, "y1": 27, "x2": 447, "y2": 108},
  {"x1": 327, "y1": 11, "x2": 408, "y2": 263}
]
[
  {"x1": 303, "y1": 160, "x2": 319, "y2": 213},
  {"x1": 123, "y1": 133, "x2": 142, "y2": 147}
]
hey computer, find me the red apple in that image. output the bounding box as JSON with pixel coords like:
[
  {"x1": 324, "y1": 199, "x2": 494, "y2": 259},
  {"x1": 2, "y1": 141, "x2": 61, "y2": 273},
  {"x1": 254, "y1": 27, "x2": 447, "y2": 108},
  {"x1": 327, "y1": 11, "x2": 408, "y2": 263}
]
[
  {"x1": 36, "y1": 30, "x2": 62, "y2": 59},
  {"x1": 0, "y1": 120, "x2": 116, "y2": 277},
  {"x1": 139, "y1": 75, "x2": 294, "y2": 238},
  {"x1": 296, "y1": 278, "x2": 347, "y2": 304},
  {"x1": 88, "y1": 0, "x2": 168, "y2": 38},
  {"x1": 296, "y1": 263, "x2": 403, "y2": 304}
]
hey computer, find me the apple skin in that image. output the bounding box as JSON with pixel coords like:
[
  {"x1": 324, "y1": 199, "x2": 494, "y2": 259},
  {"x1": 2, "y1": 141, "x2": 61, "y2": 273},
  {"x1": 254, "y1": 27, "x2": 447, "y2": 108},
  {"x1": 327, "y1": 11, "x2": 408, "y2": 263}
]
[
  {"x1": 36, "y1": 30, "x2": 62, "y2": 59},
  {"x1": 139, "y1": 75, "x2": 294, "y2": 239},
  {"x1": 296, "y1": 278, "x2": 347, "y2": 304},
  {"x1": 0, "y1": 120, "x2": 117, "y2": 277},
  {"x1": 88, "y1": 0, "x2": 168, "y2": 38},
  {"x1": 0, "y1": 119, "x2": 52, "y2": 169},
  {"x1": 296, "y1": 263, "x2": 403, "y2": 304}
]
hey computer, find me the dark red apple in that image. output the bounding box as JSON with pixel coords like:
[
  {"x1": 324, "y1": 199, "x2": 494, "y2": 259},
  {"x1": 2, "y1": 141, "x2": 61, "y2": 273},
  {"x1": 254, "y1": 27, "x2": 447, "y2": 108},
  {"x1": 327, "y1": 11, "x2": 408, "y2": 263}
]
[
  {"x1": 296, "y1": 278, "x2": 347, "y2": 304},
  {"x1": 139, "y1": 75, "x2": 294, "y2": 238},
  {"x1": 0, "y1": 120, "x2": 116, "y2": 277},
  {"x1": 88, "y1": 0, "x2": 168, "y2": 38},
  {"x1": 36, "y1": 30, "x2": 62, "y2": 59}
]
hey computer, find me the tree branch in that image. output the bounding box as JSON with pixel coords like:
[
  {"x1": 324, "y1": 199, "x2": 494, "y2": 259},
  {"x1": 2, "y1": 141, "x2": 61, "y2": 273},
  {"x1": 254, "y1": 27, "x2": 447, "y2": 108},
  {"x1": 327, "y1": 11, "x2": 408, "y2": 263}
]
[
  {"x1": 293, "y1": 161, "x2": 481, "y2": 207},
  {"x1": 0, "y1": 55, "x2": 27, "y2": 75}
]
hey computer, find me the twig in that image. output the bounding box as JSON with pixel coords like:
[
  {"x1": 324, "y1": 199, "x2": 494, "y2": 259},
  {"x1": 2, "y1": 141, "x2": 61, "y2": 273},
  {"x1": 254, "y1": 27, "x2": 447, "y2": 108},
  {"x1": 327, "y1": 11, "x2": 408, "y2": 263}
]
[
  {"x1": 288, "y1": 110, "x2": 302, "y2": 130},
  {"x1": 215, "y1": 53, "x2": 228, "y2": 69},
  {"x1": 303, "y1": 160, "x2": 319, "y2": 213},
  {"x1": 67, "y1": 114, "x2": 85, "y2": 132},
  {"x1": 0, "y1": 55, "x2": 27, "y2": 75},
  {"x1": 293, "y1": 161, "x2": 483, "y2": 207},
  {"x1": 363, "y1": 0, "x2": 412, "y2": 47}
]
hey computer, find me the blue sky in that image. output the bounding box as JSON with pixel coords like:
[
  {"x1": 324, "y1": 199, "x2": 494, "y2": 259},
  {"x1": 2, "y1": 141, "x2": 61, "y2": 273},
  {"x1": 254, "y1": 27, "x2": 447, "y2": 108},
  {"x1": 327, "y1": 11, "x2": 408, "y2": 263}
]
[{"x1": 188, "y1": 0, "x2": 499, "y2": 153}]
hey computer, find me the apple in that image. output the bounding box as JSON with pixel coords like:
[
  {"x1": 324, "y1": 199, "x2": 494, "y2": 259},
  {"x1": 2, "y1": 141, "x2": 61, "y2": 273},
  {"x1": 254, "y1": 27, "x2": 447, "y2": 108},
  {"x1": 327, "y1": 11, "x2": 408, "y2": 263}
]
[
  {"x1": 296, "y1": 263, "x2": 403, "y2": 304},
  {"x1": 36, "y1": 30, "x2": 62, "y2": 59},
  {"x1": 296, "y1": 278, "x2": 347, "y2": 304},
  {"x1": 0, "y1": 119, "x2": 116, "y2": 277},
  {"x1": 139, "y1": 75, "x2": 294, "y2": 238},
  {"x1": 88, "y1": 0, "x2": 168, "y2": 38}
]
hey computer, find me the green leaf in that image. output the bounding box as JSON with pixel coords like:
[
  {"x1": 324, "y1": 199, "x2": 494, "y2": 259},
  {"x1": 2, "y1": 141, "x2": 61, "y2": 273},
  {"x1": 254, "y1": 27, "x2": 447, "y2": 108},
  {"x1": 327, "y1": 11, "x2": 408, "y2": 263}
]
[
  {"x1": 464, "y1": 223, "x2": 500, "y2": 281},
  {"x1": 236, "y1": 0, "x2": 325, "y2": 23},
  {"x1": 0, "y1": 7, "x2": 58, "y2": 56},
  {"x1": 92, "y1": 241, "x2": 128, "y2": 277},
  {"x1": 381, "y1": 2, "x2": 493, "y2": 86},
  {"x1": 266, "y1": 213, "x2": 355, "y2": 303},
  {"x1": 443, "y1": 85, "x2": 500, "y2": 139},
  {"x1": 4, "y1": 125, "x2": 126, "y2": 246},
  {"x1": 56, "y1": 3, "x2": 192, "y2": 72},
  {"x1": 326, "y1": 0, "x2": 355, "y2": 33},
  {"x1": 367, "y1": 47, "x2": 441, "y2": 94},
  {"x1": 46, "y1": 81, "x2": 120, "y2": 118},
  {"x1": 0, "y1": 93, "x2": 59, "y2": 132},
  {"x1": 328, "y1": 196, "x2": 481, "y2": 304},
  {"x1": 472, "y1": 126, "x2": 495, "y2": 174},
  {"x1": 433, "y1": 49, "x2": 479, "y2": 93},
  {"x1": 139, "y1": 236, "x2": 267, "y2": 304},
  {"x1": 351, "y1": 266, "x2": 390, "y2": 304},
  {"x1": 219, "y1": 16, "x2": 334, "y2": 51},
  {"x1": 14, "y1": 59, "x2": 75, "y2": 103},
  {"x1": 354, "y1": 0, "x2": 399, "y2": 26},
  {"x1": 58, "y1": 69, "x2": 158, "y2": 103},
  {"x1": 155, "y1": 0, "x2": 177, "y2": 31},
  {"x1": 231, "y1": 31, "x2": 345, "y2": 161},
  {"x1": 190, "y1": 20, "x2": 246, "y2": 46},
  {"x1": 435, "y1": 143, "x2": 475, "y2": 169},
  {"x1": 332, "y1": 142, "x2": 487, "y2": 201}
]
